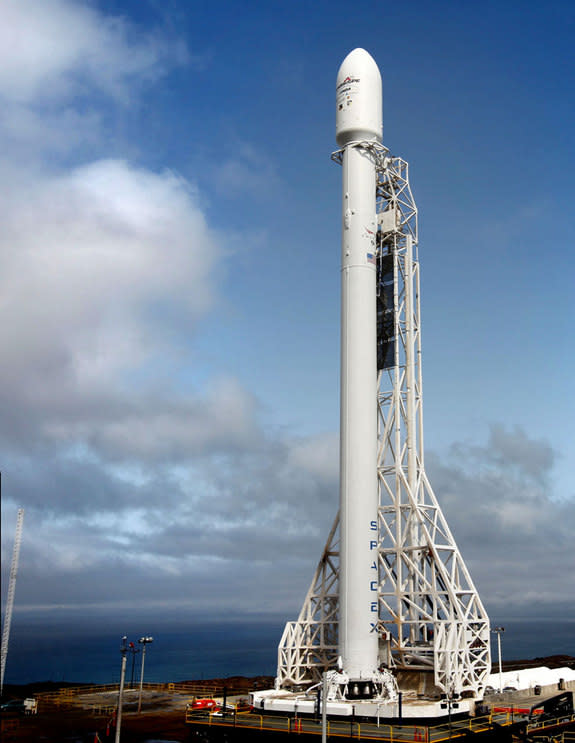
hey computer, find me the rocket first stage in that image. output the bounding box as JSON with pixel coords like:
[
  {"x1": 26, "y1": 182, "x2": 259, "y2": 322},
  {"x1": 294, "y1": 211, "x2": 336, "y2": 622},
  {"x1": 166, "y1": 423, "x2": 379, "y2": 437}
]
[{"x1": 337, "y1": 48, "x2": 382, "y2": 688}]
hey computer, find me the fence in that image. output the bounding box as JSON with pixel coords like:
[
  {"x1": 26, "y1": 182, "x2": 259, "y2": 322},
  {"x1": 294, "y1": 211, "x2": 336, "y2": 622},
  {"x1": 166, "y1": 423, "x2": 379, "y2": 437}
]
[
  {"x1": 36, "y1": 679, "x2": 253, "y2": 716},
  {"x1": 185, "y1": 709, "x2": 575, "y2": 742},
  {"x1": 185, "y1": 711, "x2": 497, "y2": 741},
  {"x1": 37, "y1": 679, "x2": 253, "y2": 706}
]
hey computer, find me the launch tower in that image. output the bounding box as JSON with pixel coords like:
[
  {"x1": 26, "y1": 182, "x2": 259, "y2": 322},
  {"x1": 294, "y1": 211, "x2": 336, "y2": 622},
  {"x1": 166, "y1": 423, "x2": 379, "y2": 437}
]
[{"x1": 259, "y1": 49, "x2": 490, "y2": 718}]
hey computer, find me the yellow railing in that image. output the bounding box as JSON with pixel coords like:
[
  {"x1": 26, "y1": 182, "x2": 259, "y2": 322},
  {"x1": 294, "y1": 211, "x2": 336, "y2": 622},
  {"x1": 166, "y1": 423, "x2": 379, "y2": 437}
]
[
  {"x1": 527, "y1": 712, "x2": 575, "y2": 733},
  {"x1": 184, "y1": 709, "x2": 560, "y2": 742},
  {"x1": 37, "y1": 679, "x2": 256, "y2": 707}
]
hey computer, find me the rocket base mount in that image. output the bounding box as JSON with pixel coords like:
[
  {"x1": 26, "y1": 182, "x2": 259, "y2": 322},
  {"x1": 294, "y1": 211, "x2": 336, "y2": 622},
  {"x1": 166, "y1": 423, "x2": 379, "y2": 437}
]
[{"x1": 250, "y1": 688, "x2": 474, "y2": 721}]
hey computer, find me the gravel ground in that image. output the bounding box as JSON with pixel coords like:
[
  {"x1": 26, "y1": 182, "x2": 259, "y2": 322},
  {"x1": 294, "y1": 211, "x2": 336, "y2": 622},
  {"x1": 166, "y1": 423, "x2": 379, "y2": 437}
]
[
  {"x1": 2, "y1": 705, "x2": 190, "y2": 742},
  {"x1": 1, "y1": 689, "x2": 195, "y2": 742}
]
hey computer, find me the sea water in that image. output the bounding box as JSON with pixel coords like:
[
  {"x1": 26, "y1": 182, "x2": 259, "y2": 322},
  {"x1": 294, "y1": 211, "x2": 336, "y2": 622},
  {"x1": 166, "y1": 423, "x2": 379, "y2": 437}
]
[{"x1": 3, "y1": 614, "x2": 573, "y2": 686}]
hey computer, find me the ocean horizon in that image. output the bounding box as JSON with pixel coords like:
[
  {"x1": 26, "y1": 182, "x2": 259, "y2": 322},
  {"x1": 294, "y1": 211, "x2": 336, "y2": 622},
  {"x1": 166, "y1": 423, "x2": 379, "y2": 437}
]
[{"x1": 3, "y1": 615, "x2": 574, "y2": 687}]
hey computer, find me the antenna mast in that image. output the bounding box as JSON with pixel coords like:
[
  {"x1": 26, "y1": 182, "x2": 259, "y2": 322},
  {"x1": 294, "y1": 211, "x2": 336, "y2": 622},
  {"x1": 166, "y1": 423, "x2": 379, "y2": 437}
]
[{"x1": 1, "y1": 506, "x2": 25, "y2": 695}]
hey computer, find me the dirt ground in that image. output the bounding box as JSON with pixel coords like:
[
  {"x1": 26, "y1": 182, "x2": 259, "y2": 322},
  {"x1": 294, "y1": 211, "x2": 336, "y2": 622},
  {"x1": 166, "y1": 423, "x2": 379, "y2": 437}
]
[
  {"x1": 2, "y1": 701, "x2": 195, "y2": 742},
  {"x1": 1, "y1": 677, "x2": 274, "y2": 742},
  {"x1": 2, "y1": 689, "x2": 220, "y2": 742}
]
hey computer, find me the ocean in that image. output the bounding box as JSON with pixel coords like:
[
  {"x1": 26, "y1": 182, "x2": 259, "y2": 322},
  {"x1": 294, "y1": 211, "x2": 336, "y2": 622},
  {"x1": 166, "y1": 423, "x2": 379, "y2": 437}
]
[
  {"x1": 3, "y1": 614, "x2": 574, "y2": 686},
  {"x1": 4, "y1": 615, "x2": 284, "y2": 685}
]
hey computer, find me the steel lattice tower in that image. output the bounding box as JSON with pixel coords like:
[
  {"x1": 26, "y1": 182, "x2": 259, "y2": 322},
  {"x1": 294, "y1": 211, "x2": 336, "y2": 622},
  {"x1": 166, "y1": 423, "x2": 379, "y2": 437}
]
[
  {"x1": 1, "y1": 507, "x2": 24, "y2": 696},
  {"x1": 276, "y1": 144, "x2": 491, "y2": 701}
]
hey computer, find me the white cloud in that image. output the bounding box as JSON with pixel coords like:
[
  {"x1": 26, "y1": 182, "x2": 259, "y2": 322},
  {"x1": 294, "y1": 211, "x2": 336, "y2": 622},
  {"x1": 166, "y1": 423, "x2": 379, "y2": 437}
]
[
  {"x1": 288, "y1": 432, "x2": 339, "y2": 482},
  {"x1": 0, "y1": 160, "x2": 219, "y2": 412},
  {"x1": 3, "y1": 412, "x2": 573, "y2": 620},
  {"x1": 0, "y1": 0, "x2": 186, "y2": 105},
  {"x1": 0, "y1": 422, "x2": 339, "y2": 616},
  {"x1": 51, "y1": 377, "x2": 261, "y2": 462},
  {"x1": 0, "y1": 0, "x2": 187, "y2": 162},
  {"x1": 427, "y1": 425, "x2": 575, "y2": 616}
]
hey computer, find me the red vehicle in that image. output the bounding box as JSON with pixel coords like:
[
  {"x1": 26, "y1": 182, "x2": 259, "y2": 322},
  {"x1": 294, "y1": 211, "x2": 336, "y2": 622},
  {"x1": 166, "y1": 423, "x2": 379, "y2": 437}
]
[{"x1": 189, "y1": 698, "x2": 220, "y2": 712}]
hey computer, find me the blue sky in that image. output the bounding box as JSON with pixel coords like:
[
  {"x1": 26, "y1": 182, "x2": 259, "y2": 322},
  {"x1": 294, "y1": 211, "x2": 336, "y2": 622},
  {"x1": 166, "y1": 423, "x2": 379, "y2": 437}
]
[{"x1": 1, "y1": 0, "x2": 574, "y2": 645}]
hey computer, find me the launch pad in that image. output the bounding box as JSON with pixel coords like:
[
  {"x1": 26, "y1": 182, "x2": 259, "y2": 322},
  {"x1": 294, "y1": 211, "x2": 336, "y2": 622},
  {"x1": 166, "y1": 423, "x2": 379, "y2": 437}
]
[
  {"x1": 186, "y1": 40, "x2": 575, "y2": 721},
  {"x1": 251, "y1": 687, "x2": 474, "y2": 721}
]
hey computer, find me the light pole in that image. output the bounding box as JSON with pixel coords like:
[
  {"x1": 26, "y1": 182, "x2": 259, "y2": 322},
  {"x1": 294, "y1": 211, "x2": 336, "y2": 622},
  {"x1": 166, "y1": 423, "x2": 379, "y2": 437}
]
[
  {"x1": 128, "y1": 642, "x2": 140, "y2": 688},
  {"x1": 491, "y1": 627, "x2": 505, "y2": 693},
  {"x1": 115, "y1": 636, "x2": 128, "y2": 743},
  {"x1": 440, "y1": 686, "x2": 459, "y2": 738},
  {"x1": 137, "y1": 636, "x2": 153, "y2": 713},
  {"x1": 321, "y1": 672, "x2": 328, "y2": 743}
]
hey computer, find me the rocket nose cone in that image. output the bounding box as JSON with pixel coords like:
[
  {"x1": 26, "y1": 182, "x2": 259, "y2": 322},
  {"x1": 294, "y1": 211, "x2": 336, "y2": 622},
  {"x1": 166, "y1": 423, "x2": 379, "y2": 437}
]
[
  {"x1": 338, "y1": 47, "x2": 379, "y2": 75},
  {"x1": 336, "y1": 48, "x2": 382, "y2": 146},
  {"x1": 337, "y1": 48, "x2": 382, "y2": 96}
]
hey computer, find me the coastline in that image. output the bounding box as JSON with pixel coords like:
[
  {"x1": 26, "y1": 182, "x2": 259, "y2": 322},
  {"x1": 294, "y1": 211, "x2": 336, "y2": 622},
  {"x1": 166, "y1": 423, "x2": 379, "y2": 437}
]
[
  {"x1": 2, "y1": 659, "x2": 574, "y2": 743},
  {"x1": 3, "y1": 655, "x2": 574, "y2": 698}
]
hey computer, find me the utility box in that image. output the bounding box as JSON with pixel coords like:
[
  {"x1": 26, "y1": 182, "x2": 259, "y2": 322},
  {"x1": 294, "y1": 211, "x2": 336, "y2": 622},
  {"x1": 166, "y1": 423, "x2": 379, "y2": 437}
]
[{"x1": 378, "y1": 209, "x2": 398, "y2": 235}]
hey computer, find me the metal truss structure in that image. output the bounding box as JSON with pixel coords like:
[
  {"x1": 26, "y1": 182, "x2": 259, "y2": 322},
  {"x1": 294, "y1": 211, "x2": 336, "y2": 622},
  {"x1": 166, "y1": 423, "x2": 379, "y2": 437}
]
[
  {"x1": 277, "y1": 147, "x2": 491, "y2": 698},
  {"x1": 277, "y1": 513, "x2": 340, "y2": 689},
  {"x1": 1, "y1": 507, "x2": 24, "y2": 696}
]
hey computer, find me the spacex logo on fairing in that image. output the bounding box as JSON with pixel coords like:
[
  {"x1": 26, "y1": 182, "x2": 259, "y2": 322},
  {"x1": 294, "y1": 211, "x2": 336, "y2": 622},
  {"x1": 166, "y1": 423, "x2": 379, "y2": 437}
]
[
  {"x1": 337, "y1": 76, "x2": 360, "y2": 90},
  {"x1": 337, "y1": 75, "x2": 360, "y2": 110}
]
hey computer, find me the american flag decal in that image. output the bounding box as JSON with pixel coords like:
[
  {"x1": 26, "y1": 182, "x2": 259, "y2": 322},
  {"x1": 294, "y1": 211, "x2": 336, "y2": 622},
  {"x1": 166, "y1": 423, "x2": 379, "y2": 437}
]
[{"x1": 367, "y1": 253, "x2": 376, "y2": 265}]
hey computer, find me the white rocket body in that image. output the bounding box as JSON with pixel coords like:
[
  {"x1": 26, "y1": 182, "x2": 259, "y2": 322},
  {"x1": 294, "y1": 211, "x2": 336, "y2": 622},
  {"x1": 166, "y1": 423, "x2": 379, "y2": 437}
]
[{"x1": 336, "y1": 48, "x2": 382, "y2": 681}]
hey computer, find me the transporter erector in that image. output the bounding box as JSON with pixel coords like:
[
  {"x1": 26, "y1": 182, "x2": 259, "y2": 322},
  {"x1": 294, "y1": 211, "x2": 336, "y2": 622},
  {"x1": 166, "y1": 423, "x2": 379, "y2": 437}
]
[{"x1": 252, "y1": 49, "x2": 491, "y2": 720}]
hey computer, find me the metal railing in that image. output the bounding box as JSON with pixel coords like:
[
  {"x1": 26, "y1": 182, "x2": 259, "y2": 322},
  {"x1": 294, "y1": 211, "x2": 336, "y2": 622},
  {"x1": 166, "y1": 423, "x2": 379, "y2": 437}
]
[
  {"x1": 184, "y1": 710, "x2": 525, "y2": 741},
  {"x1": 527, "y1": 712, "x2": 575, "y2": 734},
  {"x1": 36, "y1": 678, "x2": 256, "y2": 706},
  {"x1": 185, "y1": 708, "x2": 575, "y2": 741},
  {"x1": 35, "y1": 679, "x2": 255, "y2": 717}
]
